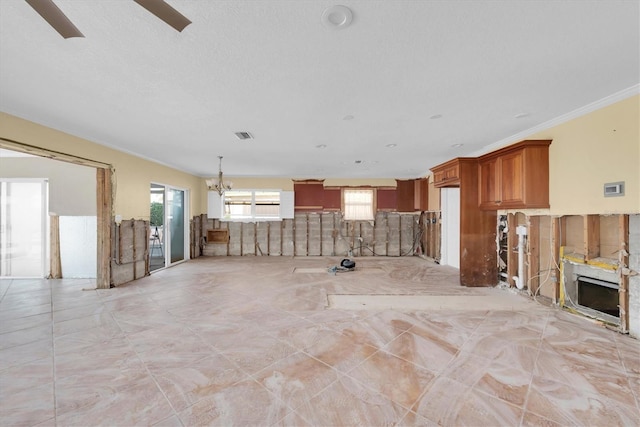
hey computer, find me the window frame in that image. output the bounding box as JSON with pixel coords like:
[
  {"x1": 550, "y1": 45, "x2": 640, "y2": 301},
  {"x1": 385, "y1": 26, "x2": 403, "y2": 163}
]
[{"x1": 342, "y1": 187, "x2": 377, "y2": 221}]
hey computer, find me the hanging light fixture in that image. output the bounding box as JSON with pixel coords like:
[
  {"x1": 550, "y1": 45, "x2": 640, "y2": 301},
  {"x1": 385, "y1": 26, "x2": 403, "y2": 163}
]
[{"x1": 206, "y1": 156, "x2": 233, "y2": 196}]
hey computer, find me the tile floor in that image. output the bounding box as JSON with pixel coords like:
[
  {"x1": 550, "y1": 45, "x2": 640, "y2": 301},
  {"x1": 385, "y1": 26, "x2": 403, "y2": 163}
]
[{"x1": 1, "y1": 257, "x2": 638, "y2": 426}]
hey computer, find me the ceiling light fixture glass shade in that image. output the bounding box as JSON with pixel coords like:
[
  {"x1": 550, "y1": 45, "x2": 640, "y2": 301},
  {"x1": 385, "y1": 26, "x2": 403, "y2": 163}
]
[{"x1": 206, "y1": 156, "x2": 233, "y2": 196}]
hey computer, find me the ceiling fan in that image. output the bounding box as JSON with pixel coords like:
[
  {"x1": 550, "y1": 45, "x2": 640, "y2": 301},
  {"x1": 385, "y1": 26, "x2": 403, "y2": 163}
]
[{"x1": 24, "y1": 0, "x2": 192, "y2": 39}]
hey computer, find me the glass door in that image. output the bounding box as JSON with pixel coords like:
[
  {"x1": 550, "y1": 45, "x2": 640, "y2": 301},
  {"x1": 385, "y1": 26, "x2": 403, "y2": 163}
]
[
  {"x1": 168, "y1": 188, "x2": 185, "y2": 264},
  {"x1": 0, "y1": 179, "x2": 48, "y2": 278},
  {"x1": 149, "y1": 183, "x2": 188, "y2": 271},
  {"x1": 149, "y1": 184, "x2": 165, "y2": 272}
]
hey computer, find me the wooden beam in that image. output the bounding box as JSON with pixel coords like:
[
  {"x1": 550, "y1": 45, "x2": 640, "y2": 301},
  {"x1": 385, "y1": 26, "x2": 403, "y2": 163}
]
[
  {"x1": 584, "y1": 214, "x2": 600, "y2": 261},
  {"x1": 619, "y1": 214, "x2": 629, "y2": 333},
  {"x1": 49, "y1": 214, "x2": 62, "y2": 279},
  {"x1": 96, "y1": 168, "x2": 112, "y2": 289},
  {"x1": 550, "y1": 217, "x2": 564, "y2": 304}
]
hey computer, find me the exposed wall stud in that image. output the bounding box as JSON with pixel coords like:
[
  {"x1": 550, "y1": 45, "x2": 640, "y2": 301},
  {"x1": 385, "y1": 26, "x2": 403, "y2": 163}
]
[{"x1": 619, "y1": 214, "x2": 630, "y2": 333}]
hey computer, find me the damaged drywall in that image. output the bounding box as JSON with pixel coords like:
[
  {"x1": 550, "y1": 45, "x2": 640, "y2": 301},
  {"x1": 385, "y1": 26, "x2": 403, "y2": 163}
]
[{"x1": 201, "y1": 212, "x2": 422, "y2": 257}]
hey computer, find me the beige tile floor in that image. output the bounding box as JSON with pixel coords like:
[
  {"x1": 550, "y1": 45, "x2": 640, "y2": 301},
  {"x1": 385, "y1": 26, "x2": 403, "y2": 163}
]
[{"x1": 1, "y1": 257, "x2": 638, "y2": 426}]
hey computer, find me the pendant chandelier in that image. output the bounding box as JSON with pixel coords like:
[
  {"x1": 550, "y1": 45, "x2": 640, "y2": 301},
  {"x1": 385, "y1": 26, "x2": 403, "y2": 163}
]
[{"x1": 206, "y1": 156, "x2": 233, "y2": 196}]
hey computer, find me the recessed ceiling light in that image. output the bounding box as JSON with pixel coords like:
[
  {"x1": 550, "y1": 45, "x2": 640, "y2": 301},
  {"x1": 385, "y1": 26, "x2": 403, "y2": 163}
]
[
  {"x1": 316, "y1": 144, "x2": 327, "y2": 149},
  {"x1": 451, "y1": 143, "x2": 464, "y2": 148},
  {"x1": 322, "y1": 5, "x2": 353, "y2": 29},
  {"x1": 386, "y1": 143, "x2": 397, "y2": 148},
  {"x1": 514, "y1": 113, "x2": 530, "y2": 119},
  {"x1": 342, "y1": 115, "x2": 354, "y2": 121},
  {"x1": 429, "y1": 114, "x2": 443, "y2": 120}
]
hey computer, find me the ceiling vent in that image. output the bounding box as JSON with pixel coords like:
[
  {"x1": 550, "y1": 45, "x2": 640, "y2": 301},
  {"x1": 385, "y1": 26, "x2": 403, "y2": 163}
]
[{"x1": 234, "y1": 132, "x2": 253, "y2": 140}]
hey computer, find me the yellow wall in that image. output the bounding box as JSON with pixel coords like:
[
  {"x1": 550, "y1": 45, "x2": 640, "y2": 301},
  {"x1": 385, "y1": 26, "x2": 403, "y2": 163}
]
[
  {"x1": 221, "y1": 178, "x2": 294, "y2": 191},
  {"x1": 524, "y1": 95, "x2": 639, "y2": 215},
  {"x1": 0, "y1": 113, "x2": 205, "y2": 220}
]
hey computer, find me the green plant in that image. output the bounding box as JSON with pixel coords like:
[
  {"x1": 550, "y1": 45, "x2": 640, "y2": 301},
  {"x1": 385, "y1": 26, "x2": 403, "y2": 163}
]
[{"x1": 150, "y1": 202, "x2": 164, "y2": 226}]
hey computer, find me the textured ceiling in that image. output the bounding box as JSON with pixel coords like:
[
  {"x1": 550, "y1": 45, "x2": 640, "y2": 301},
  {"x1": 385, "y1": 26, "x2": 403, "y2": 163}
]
[{"x1": 0, "y1": 1, "x2": 638, "y2": 179}]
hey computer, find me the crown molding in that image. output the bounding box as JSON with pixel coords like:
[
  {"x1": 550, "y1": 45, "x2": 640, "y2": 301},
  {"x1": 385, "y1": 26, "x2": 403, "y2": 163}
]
[{"x1": 468, "y1": 84, "x2": 640, "y2": 157}]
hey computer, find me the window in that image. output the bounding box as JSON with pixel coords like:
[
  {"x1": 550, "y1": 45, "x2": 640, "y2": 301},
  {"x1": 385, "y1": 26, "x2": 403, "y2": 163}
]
[
  {"x1": 220, "y1": 190, "x2": 282, "y2": 220},
  {"x1": 208, "y1": 190, "x2": 294, "y2": 221},
  {"x1": 343, "y1": 188, "x2": 375, "y2": 220}
]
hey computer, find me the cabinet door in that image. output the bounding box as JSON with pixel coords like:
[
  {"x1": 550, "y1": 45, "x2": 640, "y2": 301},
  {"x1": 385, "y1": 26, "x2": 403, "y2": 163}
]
[
  {"x1": 500, "y1": 150, "x2": 524, "y2": 206},
  {"x1": 479, "y1": 158, "x2": 499, "y2": 208}
]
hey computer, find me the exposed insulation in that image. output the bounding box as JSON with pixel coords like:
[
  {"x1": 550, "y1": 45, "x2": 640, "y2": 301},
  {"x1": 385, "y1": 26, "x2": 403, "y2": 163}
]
[
  {"x1": 111, "y1": 219, "x2": 149, "y2": 287},
  {"x1": 308, "y1": 213, "x2": 322, "y2": 256},
  {"x1": 201, "y1": 212, "x2": 423, "y2": 259},
  {"x1": 374, "y1": 212, "x2": 388, "y2": 256}
]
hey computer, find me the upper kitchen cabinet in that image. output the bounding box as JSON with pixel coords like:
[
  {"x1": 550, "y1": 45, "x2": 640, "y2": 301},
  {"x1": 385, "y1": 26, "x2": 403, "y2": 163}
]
[
  {"x1": 431, "y1": 158, "x2": 476, "y2": 188},
  {"x1": 478, "y1": 140, "x2": 552, "y2": 210}
]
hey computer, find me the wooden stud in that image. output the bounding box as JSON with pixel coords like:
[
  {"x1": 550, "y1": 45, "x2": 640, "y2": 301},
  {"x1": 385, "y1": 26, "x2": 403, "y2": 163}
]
[
  {"x1": 619, "y1": 214, "x2": 629, "y2": 333},
  {"x1": 49, "y1": 214, "x2": 62, "y2": 279},
  {"x1": 507, "y1": 213, "x2": 517, "y2": 287},
  {"x1": 117, "y1": 222, "x2": 123, "y2": 265},
  {"x1": 267, "y1": 222, "x2": 271, "y2": 256},
  {"x1": 436, "y1": 212, "x2": 441, "y2": 262},
  {"x1": 332, "y1": 213, "x2": 336, "y2": 256},
  {"x1": 144, "y1": 220, "x2": 150, "y2": 274},
  {"x1": 132, "y1": 220, "x2": 137, "y2": 279},
  {"x1": 527, "y1": 216, "x2": 540, "y2": 295},
  {"x1": 304, "y1": 213, "x2": 309, "y2": 256},
  {"x1": 96, "y1": 168, "x2": 112, "y2": 289},
  {"x1": 550, "y1": 216, "x2": 564, "y2": 304},
  {"x1": 584, "y1": 214, "x2": 600, "y2": 261}
]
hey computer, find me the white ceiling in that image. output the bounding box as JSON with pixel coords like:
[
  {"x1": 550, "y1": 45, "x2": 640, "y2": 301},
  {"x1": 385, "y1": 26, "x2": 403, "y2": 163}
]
[{"x1": 1, "y1": 1, "x2": 638, "y2": 179}]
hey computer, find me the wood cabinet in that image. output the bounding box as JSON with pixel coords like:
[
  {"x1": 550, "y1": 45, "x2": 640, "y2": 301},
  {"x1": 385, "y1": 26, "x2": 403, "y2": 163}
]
[
  {"x1": 431, "y1": 158, "x2": 468, "y2": 188},
  {"x1": 396, "y1": 179, "x2": 416, "y2": 212},
  {"x1": 430, "y1": 158, "x2": 498, "y2": 287},
  {"x1": 478, "y1": 140, "x2": 551, "y2": 210}
]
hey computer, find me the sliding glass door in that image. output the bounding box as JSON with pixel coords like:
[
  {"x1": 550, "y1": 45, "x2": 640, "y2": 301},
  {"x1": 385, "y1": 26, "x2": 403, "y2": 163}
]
[
  {"x1": 149, "y1": 183, "x2": 188, "y2": 271},
  {"x1": 0, "y1": 179, "x2": 48, "y2": 277},
  {"x1": 168, "y1": 188, "x2": 185, "y2": 264}
]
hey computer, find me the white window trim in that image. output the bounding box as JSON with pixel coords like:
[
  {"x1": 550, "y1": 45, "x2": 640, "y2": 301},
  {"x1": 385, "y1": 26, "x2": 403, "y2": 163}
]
[
  {"x1": 343, "y1": 188, "x2": 376, "y2": 221},
  {"x1": 208, "y1": 189, "x2": 294, "y2": 222}
]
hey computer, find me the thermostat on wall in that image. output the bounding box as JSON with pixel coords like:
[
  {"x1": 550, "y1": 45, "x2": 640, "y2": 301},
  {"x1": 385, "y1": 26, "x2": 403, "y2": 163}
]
[{"x1": 604, "y1": 181, "x2": 624, "y2": 197}]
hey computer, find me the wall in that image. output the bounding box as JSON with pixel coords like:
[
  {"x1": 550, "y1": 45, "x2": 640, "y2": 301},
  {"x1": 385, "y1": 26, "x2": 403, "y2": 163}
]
[
  {"x1": 202, "y1": 212, "x2": 421, "y2": 258},
  {"x1": 0, "y1": 113, "x2": 205, "y2": 220},
  {"x1": 518, "y1": 95, "x2": 639, "y2": 216},
  {"x1": 0, "y1": 156, "x2": 95, "y2": 216}
]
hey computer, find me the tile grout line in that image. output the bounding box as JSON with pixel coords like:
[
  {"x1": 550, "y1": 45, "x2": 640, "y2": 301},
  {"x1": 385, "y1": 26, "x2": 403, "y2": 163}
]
[
  {"x1": 614, "y1": 335, "x2": 640, "y2": 415},
  {"x1": 108, "y1": 301, "x2": 185, "y2": 426},
  {"x1": 0, "y1": 278, "x2": 11, "y2": 303},
  {"x1": 517, "y1": 307, "x2": 553, "y2": 426},
  {"x1": 50, "y1": 279, "x2": 58, "y2": 427}
]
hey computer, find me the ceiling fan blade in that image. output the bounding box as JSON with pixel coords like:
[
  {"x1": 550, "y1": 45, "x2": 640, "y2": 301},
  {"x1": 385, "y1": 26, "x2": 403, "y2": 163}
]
[
  {"x1": 25, "y1": 0, "x2": 84, "y2": 39},
  {"x1": 133, "y1": 0, "x2": 192, "y2": 32}
]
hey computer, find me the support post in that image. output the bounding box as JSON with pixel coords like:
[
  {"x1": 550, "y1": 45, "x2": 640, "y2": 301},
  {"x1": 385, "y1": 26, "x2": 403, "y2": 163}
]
[
  {"x1": 96, "y1": 168, "x2": 112, "y2": 289},
  {"x1": 49, "y1": 213, "x2": 62, "y2": 279}
]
